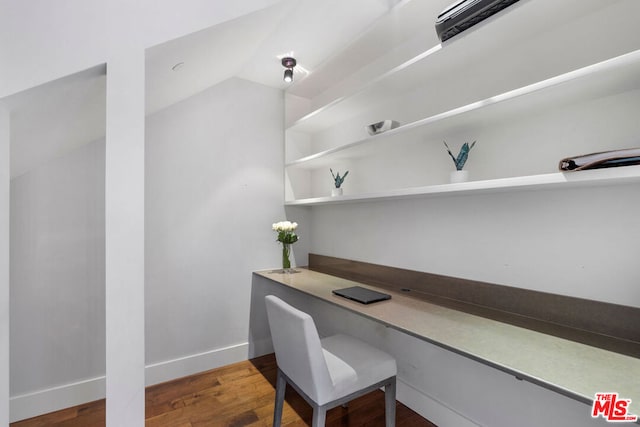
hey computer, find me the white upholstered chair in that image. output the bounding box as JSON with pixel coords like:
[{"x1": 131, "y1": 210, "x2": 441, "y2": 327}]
[{"x1": 264, "y1": 295, "x2": 397, "y2": 427}]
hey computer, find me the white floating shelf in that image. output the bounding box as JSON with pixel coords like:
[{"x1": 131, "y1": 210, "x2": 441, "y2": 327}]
[
  {"x1": 286, "y1": 48, "x2": 640, "y2": 171},
  {"x1": 287, "y1": 0, "x2": 612, "y2": 134},
  {"x1": 285, "y1": 166, "x2": 640, "y2": 206}
]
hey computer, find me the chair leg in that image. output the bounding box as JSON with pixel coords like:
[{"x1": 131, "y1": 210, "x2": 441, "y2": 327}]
[
  {"x1": 312, "y1": 405, "x2": 327, "y2": 427},
  {"x1": 385, "y1": 377, "x2": 396, "y2": 427},
  {"x1": 273, "y1": 369, "x2": 287, "y2": 427}
]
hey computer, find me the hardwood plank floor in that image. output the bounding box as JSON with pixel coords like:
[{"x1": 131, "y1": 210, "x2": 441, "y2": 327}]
[{"x1": 11, "y1": 354, "x2": 436, "y2": 427}]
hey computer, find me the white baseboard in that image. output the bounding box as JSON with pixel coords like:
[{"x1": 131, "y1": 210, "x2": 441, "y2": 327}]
[
  {"x1": 10, "y1": 376, "x2": 106, "y2": 423},
  {"x1": 9, "y1": 342, "x2": 249, "y2": 423},
  {"x1": 145, "y1": 342, "x2": 248, "y2": 386},
  {"x1": 397, "y1": 378, "x2": 480, "y2": 427}
]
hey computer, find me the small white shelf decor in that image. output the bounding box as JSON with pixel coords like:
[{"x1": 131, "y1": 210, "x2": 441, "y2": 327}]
[
  {"x1": 329, "y1": 168, "x2": 348, "y2": 197},
  {"x1": 444, "y1": 141, "x2": 476, "y2": 183},
  {"x1": 450, "y1": 170, "x2": 469, "y2": 184},
  {"x1": 366, "y1": 120, "x2": 400, "y2": 136}
]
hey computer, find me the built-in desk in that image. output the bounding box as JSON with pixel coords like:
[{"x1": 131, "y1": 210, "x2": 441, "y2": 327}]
[{"x1": 254, "y1": 268, "x2": 640, "y2": 421}]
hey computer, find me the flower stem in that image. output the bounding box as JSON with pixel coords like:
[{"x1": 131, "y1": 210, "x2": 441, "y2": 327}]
[{"x1": 282, "y1": 243, "x2": 291, "y2": 270}]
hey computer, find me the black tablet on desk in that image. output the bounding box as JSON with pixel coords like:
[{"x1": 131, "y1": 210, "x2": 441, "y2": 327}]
[{"x1": 332, "y1": 286, "x2": 391, "y2": 304}]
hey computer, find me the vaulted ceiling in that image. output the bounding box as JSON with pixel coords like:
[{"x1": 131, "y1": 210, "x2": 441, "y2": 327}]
[{"x1": 4, "y1": 0, "x2": 451, "y2": 178}]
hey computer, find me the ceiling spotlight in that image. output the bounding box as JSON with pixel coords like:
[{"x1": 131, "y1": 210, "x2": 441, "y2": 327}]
[
  {"x1": 283, "y1": 68, "x2": 293, "y2": 83},
  {"x1": 281, "y1": 57, "x2": 297, "y2": 83}
]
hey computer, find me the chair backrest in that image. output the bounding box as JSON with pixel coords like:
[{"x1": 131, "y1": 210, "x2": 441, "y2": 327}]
[{"x1": 265, "y1": 295, "x2": 334, "y2": 403}]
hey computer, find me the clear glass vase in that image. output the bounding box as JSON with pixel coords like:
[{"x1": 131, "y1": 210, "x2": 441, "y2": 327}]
[{"x1": 282, "y1": 243, "x2": 291, "y2": 270}]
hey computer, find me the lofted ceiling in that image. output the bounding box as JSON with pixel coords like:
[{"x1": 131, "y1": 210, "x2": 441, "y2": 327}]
[
  {"x1": 145, "y1": 0, "x2": 410, "y2": 114},
  {"x1": 4, "y1": 0, "x2": 449, "y2": 179}
]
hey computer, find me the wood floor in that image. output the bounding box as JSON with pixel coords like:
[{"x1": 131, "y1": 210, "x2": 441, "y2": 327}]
[{"x1": 11, "y1": 354, "x2": 436, "y2": 427}]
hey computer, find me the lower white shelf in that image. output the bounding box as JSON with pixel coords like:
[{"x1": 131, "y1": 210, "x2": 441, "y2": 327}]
[{"x1": 284, "y1": 165, "x2": 640, "y2": 206}]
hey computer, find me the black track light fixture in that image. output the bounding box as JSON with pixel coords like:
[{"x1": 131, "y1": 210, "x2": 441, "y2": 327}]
[
  {"x1": 283, "y1": 68, "x2": 293, "y2": 83},
  {"x1": 282, "y1": 57, "x2": 296, "y2": 83}
]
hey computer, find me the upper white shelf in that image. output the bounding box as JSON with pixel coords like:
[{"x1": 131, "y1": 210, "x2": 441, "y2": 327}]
[
  {"x1": 286, "y1": 0, "x2": 614, "y2": 134},
  {"x1": 285, "y1": 165, "x2": 640, "y2": 206},
  {"x1": 286, "y1": 48, "x2": 640, "y2": 170}
]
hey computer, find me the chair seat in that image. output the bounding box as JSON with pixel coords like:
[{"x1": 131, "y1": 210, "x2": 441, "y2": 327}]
[{"x1": 319, "y1": 334, "x2": 397, "y2": 405}]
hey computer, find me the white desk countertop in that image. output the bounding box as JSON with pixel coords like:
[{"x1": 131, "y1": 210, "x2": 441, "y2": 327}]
[{"x1": 255, "y1": 268, "x2": 640, "y2": 418}]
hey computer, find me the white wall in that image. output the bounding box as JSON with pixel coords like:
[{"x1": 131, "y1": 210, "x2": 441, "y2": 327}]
[
  {"x1": 5, "y1": 75, "x2": 314, "y2": 422},
  {"x1": 145, "y1": 77, "x2": 309, "y2": 384},
  {"x1": 308, "y1": 184, "x2": 640, "y2": 307},
  {"x1": 9, "y1": 138, "x2": 105, "y2": 419}
]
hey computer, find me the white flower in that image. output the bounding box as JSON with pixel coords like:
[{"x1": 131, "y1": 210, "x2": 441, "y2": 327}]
[
  {"x1": 272, "y1": 220, "x2": 297, "y2": 232},
  {"x1": 273, "y1": 220, "x2": 299, "y2": 244}
]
